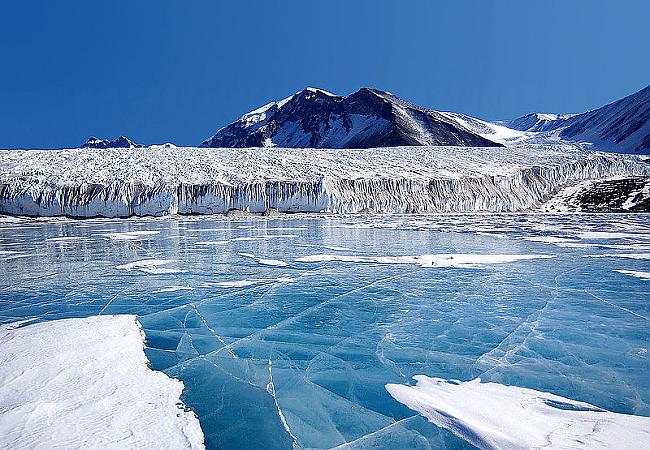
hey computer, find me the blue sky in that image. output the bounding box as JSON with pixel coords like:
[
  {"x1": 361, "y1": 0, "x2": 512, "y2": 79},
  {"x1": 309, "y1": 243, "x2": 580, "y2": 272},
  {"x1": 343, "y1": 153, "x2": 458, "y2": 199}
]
[{"x1": 1, "y1": 0, "x2": 648, "y2": 148}]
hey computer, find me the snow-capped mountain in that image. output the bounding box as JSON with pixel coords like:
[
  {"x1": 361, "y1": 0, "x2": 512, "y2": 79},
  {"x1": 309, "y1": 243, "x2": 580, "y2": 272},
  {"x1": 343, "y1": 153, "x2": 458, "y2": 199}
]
[
  {"x1": 82, "y1": 136, "x2": 143, "y2": 149},
  {"x1": 504, "y1": 113, "x2": 576, "y2": 133},
  {"x1": 200, "y1": 88, "x2": 502, "y2": 148},
  {"x1": 506, "y1": 85, "x2": 650, "y2": 153}
]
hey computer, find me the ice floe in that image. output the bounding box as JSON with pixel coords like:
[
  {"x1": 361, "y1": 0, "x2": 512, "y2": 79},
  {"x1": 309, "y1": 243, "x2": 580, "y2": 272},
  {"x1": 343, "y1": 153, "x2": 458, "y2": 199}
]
[
  {"x1": 154, "y1": 285, "x2": 195, "y2": 293},
  {"x1": 295, "y1": 253, "x2": 554, "y2": 268},
  {"x1": 577, "y1": 231, "x2": 648, "y2": 240},
  {"x1": 238, "y1": 252, "x2": 289, "y2": 267},
  {"x1": 615, "y1": 270, "x2": 650, "y2": 280},
  {"x1": 194, "y1": 240, "x2": 230, "y2": 245},
  {"x1": 200, "y1": 276, "x2": 294, "y2": 288},
  {"x1": 386, "y1": 376, "x2": 650, "y2": 450},
  {"x1": 523, "y1": 236, "x2": 580, "y2": 244},
  {"x1": 116, "y1": 259, "x2": 185, "y2": 274},
  {"x1": 589, "y1": 253, "x2": 650, "y2": 260},
  {"x1": 0, "y1": 315, "x2": 204, "y2": 449},
  {"x1": 101, "y1": 230, "x2": 161, "y2": 240}
]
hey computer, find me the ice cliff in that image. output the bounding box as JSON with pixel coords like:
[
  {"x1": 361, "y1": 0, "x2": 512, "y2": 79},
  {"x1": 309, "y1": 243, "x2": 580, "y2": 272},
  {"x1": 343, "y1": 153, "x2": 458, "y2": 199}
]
[{"x1": 0, "y1": 145, "x2": 648, "y2": 217}]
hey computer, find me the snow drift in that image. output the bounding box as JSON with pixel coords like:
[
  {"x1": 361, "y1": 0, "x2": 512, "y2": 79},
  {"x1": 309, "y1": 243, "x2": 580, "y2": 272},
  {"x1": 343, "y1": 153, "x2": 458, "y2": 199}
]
[
  {"x1": 0, "y1": 315, "x2": 204, "y2": 449},
  {"x1": 386, "y1": 376, "x2": 650, "y2": 450},
  {"x1": 0, "y1": 144, "x2": 648, "y2": 217}
]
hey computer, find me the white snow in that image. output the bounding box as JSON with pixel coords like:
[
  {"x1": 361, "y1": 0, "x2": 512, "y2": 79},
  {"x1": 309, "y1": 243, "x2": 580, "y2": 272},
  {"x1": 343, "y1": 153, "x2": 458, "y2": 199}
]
[
  {"x1": 194, "y1": 240, "x2": 229, "y2": 245},
  {"x1": 615, "y1": 270, "x2": 650, "y2": 280},
  {"x1": 116, "y1": 259, "x2": 184, "y2": 274},
  {"x1": 523, "y1": 236, "x2": 580, "y2": 244},
  {"x1": 440, "y1": 111, "x2": 532, "y2": 145},
  {"x1": 235, "y1": 88, "x2": 334, "y2": 132},
  {"x1": 590, "y1": 253, "x2": 650, "y2": 260},
  {"x1": 0, "y1": 145, "x2": 648, "y2": 217},
  {"x1": 305, "y1": 87, "x2": 335, "y2": 96},
  {"x1": 101, "y1": 231, "x2": 161, "y2": 240},
  {"x1": 202, "y1": 279, "x2": 262, "y2": 288},
  {"x1": 386, "y1": 376, "x2": 650, "y2": 450},
  {"x1": 0, "y1": 315, "x2": 204, "y2": 449},
  {"x1": 295, "y1": 253, "x2": 553, "y2": 268},
  {"x1": 537, "y1": 180, "x2": 593, "y2": 213},
  {"x1": 578, "y1": 231, "x2": 649, "y2": 240},
  {"x1": 238, "y1": 252, "x2": 288, "y2": 267},
  {"x1": 200, "y1": 276, "x2": 294, "y2": 288},
  {"x1": 154, "y1": 285, "x2": 194, "y2": 293},
  {"x1": 622, "y1": 180, "x2": 650, "y2": 209}
]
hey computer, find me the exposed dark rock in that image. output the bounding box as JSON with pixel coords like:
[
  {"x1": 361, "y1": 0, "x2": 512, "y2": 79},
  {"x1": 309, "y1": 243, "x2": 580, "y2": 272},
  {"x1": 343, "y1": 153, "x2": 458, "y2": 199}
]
[{"x1": 200, "y1": 88, "x2": 502, "y2": 149}]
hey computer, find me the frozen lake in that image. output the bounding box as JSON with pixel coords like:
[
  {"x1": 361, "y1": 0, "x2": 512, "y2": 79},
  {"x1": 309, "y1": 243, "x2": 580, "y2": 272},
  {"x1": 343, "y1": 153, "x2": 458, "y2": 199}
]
[{"x1": 1, "y1": 214, "x2": 649, "y2": 449}]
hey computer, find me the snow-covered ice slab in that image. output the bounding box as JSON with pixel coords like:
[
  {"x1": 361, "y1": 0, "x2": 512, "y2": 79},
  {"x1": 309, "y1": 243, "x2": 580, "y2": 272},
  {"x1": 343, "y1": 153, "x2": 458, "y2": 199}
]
[
  {"x1": 295, "y1": 253, "x2": 554, "y2": 268},
  {"x1": 1, "y1": 144, "x2": 648, "y2": 217},
  {"x1": 0, "y1": 315, "x2": 204, "y2": 450},
  {"x1": 386, "y1": 376, "x2": 650, "y2": 450},
  {"x1": 615, "y1": 270, "x2": 650, "y2": 280}
]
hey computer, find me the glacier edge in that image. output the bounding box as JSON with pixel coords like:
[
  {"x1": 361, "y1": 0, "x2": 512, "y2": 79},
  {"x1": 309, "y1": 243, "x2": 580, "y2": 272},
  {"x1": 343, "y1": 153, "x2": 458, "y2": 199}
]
[{"x1": 0, "y1": 146, "x2": 648, "y2": 217}]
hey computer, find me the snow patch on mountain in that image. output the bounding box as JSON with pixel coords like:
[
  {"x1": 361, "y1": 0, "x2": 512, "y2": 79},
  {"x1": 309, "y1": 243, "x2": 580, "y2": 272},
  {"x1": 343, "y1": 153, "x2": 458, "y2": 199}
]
[
  {"x1": 503, "y1": 113, "x2": 577, "y2": 133},
  {"x1": 440, "y1": 112, "x2": 532, "y2": 145}
]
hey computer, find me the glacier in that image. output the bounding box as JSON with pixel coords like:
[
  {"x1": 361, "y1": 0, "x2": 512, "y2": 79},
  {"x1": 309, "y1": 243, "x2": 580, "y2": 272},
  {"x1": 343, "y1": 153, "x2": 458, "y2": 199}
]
[{"x1": 1, "y1": 144, "x2": 649, "y2": 217}]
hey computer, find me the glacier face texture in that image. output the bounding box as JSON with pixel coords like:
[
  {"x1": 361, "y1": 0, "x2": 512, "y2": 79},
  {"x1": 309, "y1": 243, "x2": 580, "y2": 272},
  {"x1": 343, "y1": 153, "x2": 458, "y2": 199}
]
[{"x1": 0, "y1": 145, "x2": 649, "y2": 218}]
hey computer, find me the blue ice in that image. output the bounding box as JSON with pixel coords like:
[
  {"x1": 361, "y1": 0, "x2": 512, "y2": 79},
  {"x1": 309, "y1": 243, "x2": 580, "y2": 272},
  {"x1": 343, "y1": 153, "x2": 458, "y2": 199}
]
[{"x1": 0, "y1": 214, "x2": 649, "y2": 449}]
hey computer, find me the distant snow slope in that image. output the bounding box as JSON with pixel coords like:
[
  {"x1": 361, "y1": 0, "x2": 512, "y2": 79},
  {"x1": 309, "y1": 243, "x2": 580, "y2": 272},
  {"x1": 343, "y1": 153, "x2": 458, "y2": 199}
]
[
  {"x1": 0, "y1": 144, "x2": 648, "y2": 217},
  {"x1": 503, "y1": 113, "x2": 577, "y2": 133},
  {"x1": 387, "y1": 376, "x2": 650, "y2": 450},
  {"x1": 439, "y1": 111, "x2": 531, "y2": 145},
  {"x1": 506, "y1": 85, "x2": 650, "y2": 153},
  {"x1": 200, "y1": 88, "x2": 502, "y2": 148},
  {"x1": 0, "y1": 315, "x2": 204, "y2": 449}
]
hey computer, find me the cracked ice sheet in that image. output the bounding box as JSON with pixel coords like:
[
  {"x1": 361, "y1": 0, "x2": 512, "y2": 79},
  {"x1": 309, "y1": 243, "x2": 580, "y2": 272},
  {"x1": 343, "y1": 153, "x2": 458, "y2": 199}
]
[
  {"x1": 295, "y1": 253, "x2": 554, "y2": 268},
  {"x1": 0, "y1": 315, "x2": 204, "y2": 449},
  {"x1": 3, "y1": 214, "x2": 650, "y2": 449},
  {"x1": 386, "y1": 376, "x2": 650, "y2": 450}
]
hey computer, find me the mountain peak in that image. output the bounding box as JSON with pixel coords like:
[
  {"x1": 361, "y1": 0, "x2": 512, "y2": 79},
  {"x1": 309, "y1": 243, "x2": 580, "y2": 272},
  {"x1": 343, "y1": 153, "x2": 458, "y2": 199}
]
[
  {"x1": 303, "y1": 87, "x2": 336, "y2": 96},
  {"x1": 200, "y1": 88, "x2": 502, "y2": 149},
  {"x1": 82, "y1": 136, "x2": 143, "y2": 149}
]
